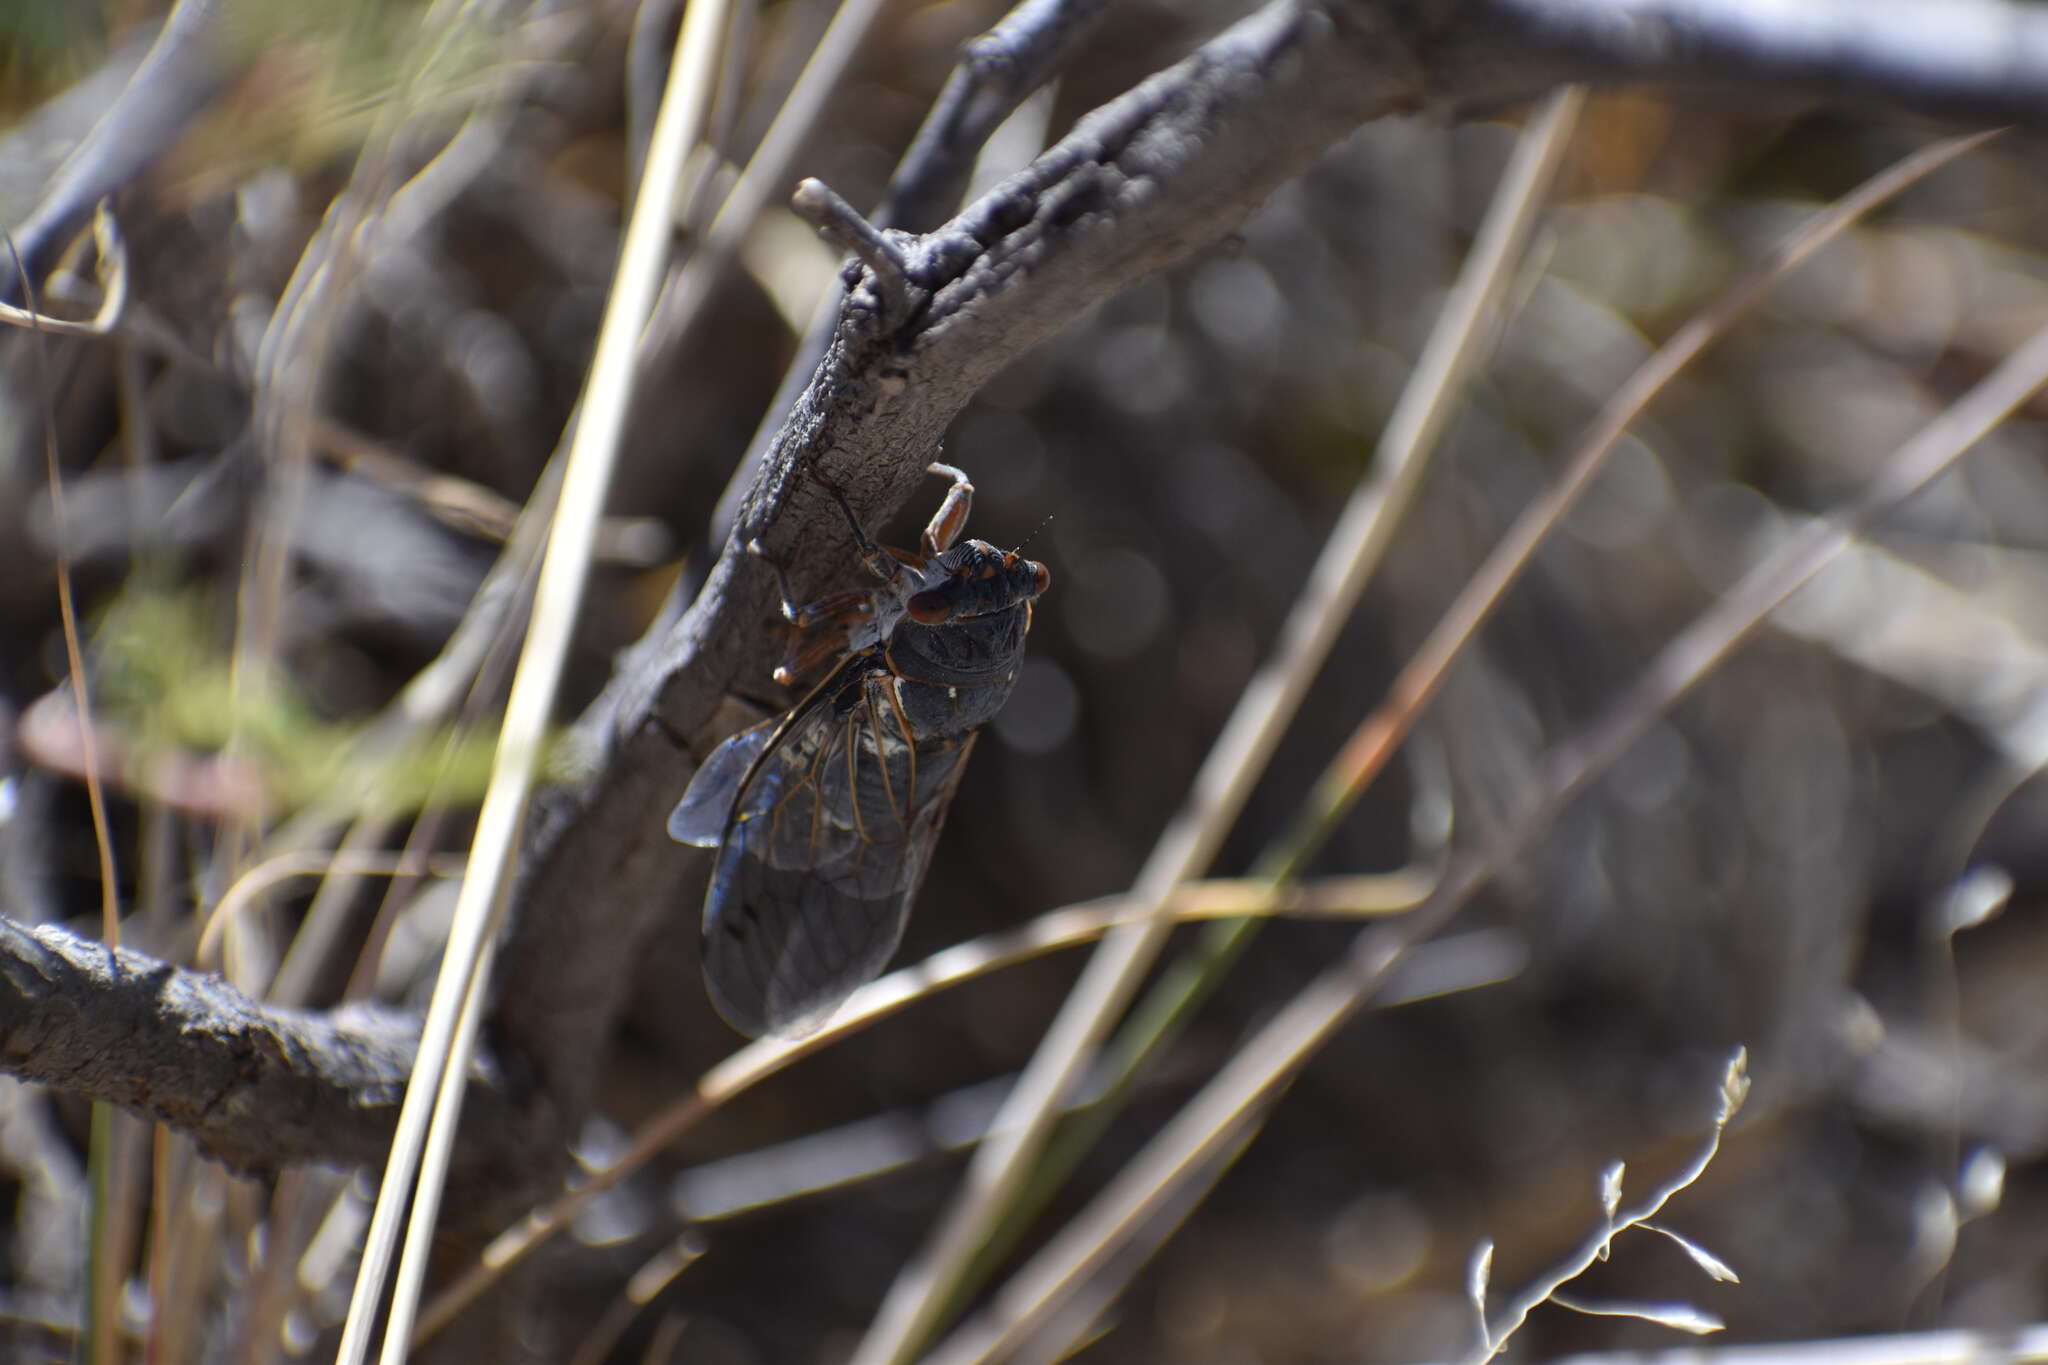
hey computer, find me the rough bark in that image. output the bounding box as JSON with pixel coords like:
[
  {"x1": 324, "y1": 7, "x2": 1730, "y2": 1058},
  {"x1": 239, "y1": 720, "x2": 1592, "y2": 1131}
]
[{"x1": 0, "y1": 917, "x2": 527, "y2": 1187}]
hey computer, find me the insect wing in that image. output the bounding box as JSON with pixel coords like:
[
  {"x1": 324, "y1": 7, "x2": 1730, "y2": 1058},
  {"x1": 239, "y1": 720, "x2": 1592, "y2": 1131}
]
[
  {"x1": 698, "y1": 668, "x2": 974, "y2": 1037},
  {"x1": 668, "y1": 724, "x2": 773, "y2": 847}
]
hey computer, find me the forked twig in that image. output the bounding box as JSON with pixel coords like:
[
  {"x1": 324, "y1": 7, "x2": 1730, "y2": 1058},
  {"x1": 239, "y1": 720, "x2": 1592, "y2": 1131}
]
[
  {"x1": 883, "y1": 0, "x2": 1107, "y2": 234},
  {"x1": 720, "y1": 0, "x2": 1107, "y2": 534},
  {"x1": 1468, "y1": 1049, "x2": 1752, "y2": 1363}
]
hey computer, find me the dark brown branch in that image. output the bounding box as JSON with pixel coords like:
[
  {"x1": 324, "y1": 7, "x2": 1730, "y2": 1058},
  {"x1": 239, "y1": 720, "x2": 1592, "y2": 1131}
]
[{"x1": 0, "y1": 916, "x2": 531, "y2": 1199}]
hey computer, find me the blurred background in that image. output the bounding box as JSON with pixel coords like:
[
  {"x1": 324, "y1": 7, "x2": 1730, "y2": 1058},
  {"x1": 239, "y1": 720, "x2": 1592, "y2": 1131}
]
[{"x1": 4, "y1": 1, "x2": 2048, "y2": 1361}]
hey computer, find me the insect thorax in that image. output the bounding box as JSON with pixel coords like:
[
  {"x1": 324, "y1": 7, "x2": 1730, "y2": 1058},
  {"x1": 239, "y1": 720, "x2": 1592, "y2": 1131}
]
[{"x1": 885, "y1": 602, "x2": 1032, "y2": 737}]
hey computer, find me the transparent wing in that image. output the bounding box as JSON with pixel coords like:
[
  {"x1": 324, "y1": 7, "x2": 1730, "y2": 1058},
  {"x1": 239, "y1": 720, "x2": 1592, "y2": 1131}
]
[
  {"x1": 668, "y1": 724, "x2": 772, "y2": 847},
  {"x1": 698, "y1": 663, "x2": 975, "y2": 1037}
]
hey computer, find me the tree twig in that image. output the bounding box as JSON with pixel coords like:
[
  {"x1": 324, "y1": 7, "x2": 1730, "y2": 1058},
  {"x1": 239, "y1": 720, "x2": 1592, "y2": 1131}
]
[{"x1": 0, "y1": 915, "x2": 528, "y2": 1190}]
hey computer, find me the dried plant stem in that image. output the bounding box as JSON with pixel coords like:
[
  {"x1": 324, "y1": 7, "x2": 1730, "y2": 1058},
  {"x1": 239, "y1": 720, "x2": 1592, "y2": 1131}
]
[
  {"x1": 1306, "y1": 127, "x2": 2000, "y2": 842},
  {"x1": 0, "y1": 207, "x2": 128, "y2": 337},
  {"x1": 564, "y1": 1234, "x2": 705, "y2": 1365},
  {"x1": 919, "y1": 156, "x2": 2023, "y2": 1348},
  {"x1": 641, "y1": 0, "x2": 894, "y2": 365},
  {"x1": 193, "y1": 851, "x2": 464, "y2": 971},
  {"x1": 282, "y1": 465, "x2": 556, "y2": 1008},
  {"x1": 910, "y1": 124, "x2": 2002, "y2": 1365},
  {"x1": 1520, "y1": 313, "x2": 2048, "y2": 877},
  {"x1": 333, "y1": 0, "x2": 737, "y2": 1359},
  {"x1": 913, "y1": 146, "x2": 2000, "y2": 1329}
]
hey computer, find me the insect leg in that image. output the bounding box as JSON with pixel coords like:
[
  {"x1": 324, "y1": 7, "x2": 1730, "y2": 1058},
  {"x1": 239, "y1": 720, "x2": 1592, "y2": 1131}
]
[
  {"x1": 781, "y1": 589, "x2": 876, "y2": 634},
  {"x1": 921, "y1": 463, "x2": 974, "y2": 556},
  {"x1": 749, "y1": 539, "x2": 880, "y2": 685},
  {"x1": 746, "y1": 538, "x2": 804, "y2": 623},
  {"x1": 773, "y1": 617, "x2": 870, "y2": 686}
]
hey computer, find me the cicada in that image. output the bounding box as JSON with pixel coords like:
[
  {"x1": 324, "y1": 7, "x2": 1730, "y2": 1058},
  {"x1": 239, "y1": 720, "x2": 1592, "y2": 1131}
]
[{"x1": 669, "y1": 463, "x2": 1051, "y2": 1037}]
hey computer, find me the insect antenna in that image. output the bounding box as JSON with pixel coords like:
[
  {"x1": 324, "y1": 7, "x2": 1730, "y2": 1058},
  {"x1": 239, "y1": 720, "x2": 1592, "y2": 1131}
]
[{"x1": 1015, "y1": 513, "x2": 1055, "y2": 554}]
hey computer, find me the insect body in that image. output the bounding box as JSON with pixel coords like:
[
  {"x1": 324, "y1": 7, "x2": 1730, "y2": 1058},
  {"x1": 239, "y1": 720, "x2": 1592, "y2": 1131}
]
[{"x1": 669, "y1": 463, "x2": 1051, "y2": 1038}]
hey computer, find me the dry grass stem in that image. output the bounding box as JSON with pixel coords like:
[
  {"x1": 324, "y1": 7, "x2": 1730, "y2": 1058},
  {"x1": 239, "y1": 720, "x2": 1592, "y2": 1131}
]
[
  {"x1": 1316, "y1": 127, "x2": 2000, "y2": 821},
  {"x1": 10, "y1": 221, "x2": 137, "y2": 1365},
  {"x1": 335, "y1": 0, "x2": 738, "y2": 1358},
  {"x1": 193, "y1": 851, "x2": 465, "y2": 972},
  {"x1": 564, "y1": 1235, "x2": 706, "y2": 1365},
  {"x1": 0, "y1": 204, "x2": 126, "y2": 337},
  {"x1": 643, "y1": 0, "x2": 895, "y2": 387}
]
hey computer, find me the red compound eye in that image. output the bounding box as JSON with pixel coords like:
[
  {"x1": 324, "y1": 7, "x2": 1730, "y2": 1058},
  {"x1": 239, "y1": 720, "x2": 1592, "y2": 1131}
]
[
  {"x1": 907, "y1": 591, "x2": 953, "y2": 624},
  {"x1": 1031, "y1": 562, "x2": 1051, "y2": 594}
]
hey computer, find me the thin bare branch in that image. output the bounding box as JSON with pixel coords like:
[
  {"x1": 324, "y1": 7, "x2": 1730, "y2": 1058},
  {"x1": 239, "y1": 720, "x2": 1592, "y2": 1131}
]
[{"x1": 0, "y1": 916, "x2": 525, "y2": 1183}]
